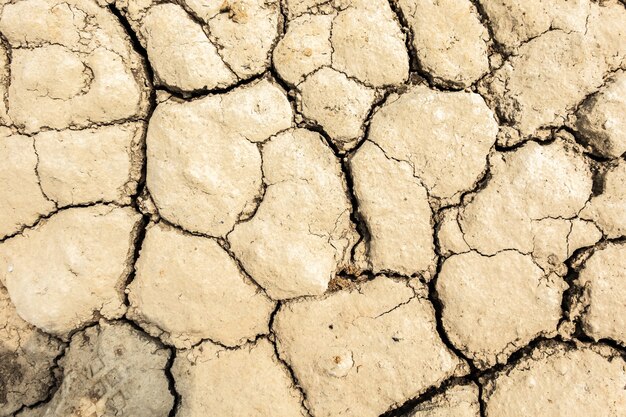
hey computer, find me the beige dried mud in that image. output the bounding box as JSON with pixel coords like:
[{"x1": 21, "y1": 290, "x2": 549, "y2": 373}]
[
  {"x1": 479, "y1": 0, "x2": 626, "y2": 140},
  {"x1": 483, "y1": 342, "x2": 626, "y2": 417},
  {"x1": 407, "y1": 383, "x2": 480, "y2": 417},
  {"x1": 147, "y1": 78, "x2": 292, "y2": 237},
  {"x1": 1, "y1": 0, "x2": 626, "y2": 415},
  {"x1": 575, "y1": 70, "x2": 626, "y2": 158},
  {"x1": 274, "y1": 0, "x2": 408, "y2": 150},
  {"x1": 580, "y1": 159, "x2": 626, "y2": 238},
  {"x1": 172, "y1": 339, "x2": 307, "y2": 417},
  {"x1": 117, "y1": 0, "x2": 280, "y2": 92},
  {"x1": 229, "y1": 128, "x2": 357, "y2": 299},
  {"x1": 0, "y1": 205, "x2": 141, "y2": 337},
  {"x1": 273, "y1": 278, "x2": 467, "y2": 417},
  {"x1": 437, "y1": 251, "x2": 566, "y2": 368},
  {"x1": 0, "y1": 129, "x2": 56, "y2": 239},
  {"x1": 366, "y1": 85, "x2": 498, "y2": 205},
  {"x1": 297, "y1": 67, "x2": 376, "y2": 150},
  {"x1": 458, "y1": 139, "x2": 595, "y2": 269},
  {"x1": 349, "y1": 141, "x2": 435, "y2": 276},
  {"x1": 0, "y1": 0, "x2": 150, "y2": 133},
  {"x1": 127, "y1": 222, "x2": 275, "y2": 348},
  {"x1": 34, "y1": 122, "x2": 145, "y2": 207},
  {"x1": 397, "y1": 0, "x2": 490, "y2": 88},
  {"x1": 574, "y1": 242, "x2": 626, "y2": 346}
]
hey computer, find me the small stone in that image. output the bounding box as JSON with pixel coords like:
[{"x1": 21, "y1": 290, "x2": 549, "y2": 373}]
[
  {"x1": 483, "y1": 342, "x2": 626, "y2": 417},
  {"x1": 576, "y1": 243, "x2": 626, "y2": 346},
  {"x1": 437, "y1": 251, "x2": 566, "y2": 368},
  {"x1": 273, "y1": 277, "x2": 466, "y2": 417},
  {"x1": 172, "y1": 339, "x2": 307, "y2": 417},
  {"x1": 127, "y1": 222, "x2": 275, "y2": 348},
  {"x1": 0, "y1": 205, "x2": 141, "y2": 337}
]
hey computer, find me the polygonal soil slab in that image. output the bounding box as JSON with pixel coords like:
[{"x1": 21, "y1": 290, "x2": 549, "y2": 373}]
[
  {"x1": 172, "y1": 339, "x2": 307, "y2": 416},
  {"x1": 483, "y1": 342, "x2": 626, "y2": 417},
  {"x1": 0, "y1": 205, "x2": 141, "y2": 337},
  {"x1": 273, "y1": 277, "x2": 467, "y2": 417},
  {"x1": 127, "y1": 222, "x2": 275, "y2": 348}
]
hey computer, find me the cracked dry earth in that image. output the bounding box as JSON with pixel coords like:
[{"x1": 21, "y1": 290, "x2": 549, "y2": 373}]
[{"x1": 1, "y1": 0, "x2": 626, "y2": 417}]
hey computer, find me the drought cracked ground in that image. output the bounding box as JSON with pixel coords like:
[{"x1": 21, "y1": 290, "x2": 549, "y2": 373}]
[{"x1": 0, "y1": 0, "x2": 625, "y2": 415}]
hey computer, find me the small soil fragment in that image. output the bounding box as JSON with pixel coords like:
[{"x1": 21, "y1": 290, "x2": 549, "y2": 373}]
[
  {"x1": 229, "y1": 128, "x2": 357, "y2": 299},
  {"x1": 127, "y1": 222, "x2": 275, "y2": 348},
  {"x1": 397, "y1": 0, "x2": 490, "y2": 88},
  {"x1": 273, "y1": 277, "x2": 467, "y2": 417},
  {"x1": 406, "y1": 383, "x2": 480, "y2": 417},
  {"x1": 575, "y1": 70, "x2": 626, "y2": 158},
  {"x1": 0, "y1": 205, "x2": 141, "y2": 337},
  {"x1": 147, "y1": 78, "x2": 292, "y2": 237},
  {"x1": 0, "y1": 284, "x2": 63, "y2": 416},
  {"x1": 0, "y1": 129, "x2": 56, "y2": 239},
  {"x1": 437, "y1": 251, "x2": 566, "y2": 368},
  {"x1": 22, "y1": 321, "x2": 173, "y2": 417},
  {"x1": 34, "y1": 122, "x2": 145, "y2": 207},
  {"x1": 575, "y1": 242, "x2": 626, "y2": 346},
  {"x1": 483, "y1": 342, "x2": 626, "y2": 417},
  {"x1": 172, "y1": 339, "x2": 307, "y2": 416}
]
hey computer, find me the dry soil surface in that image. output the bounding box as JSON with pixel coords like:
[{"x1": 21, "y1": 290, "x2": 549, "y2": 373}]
[{"x1": 0, "y1": 0, "x2": 626, "y2": 416}]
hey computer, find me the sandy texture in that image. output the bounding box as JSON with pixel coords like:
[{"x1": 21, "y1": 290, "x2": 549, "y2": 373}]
[{"x1": 1, "y1": 0, "x2": 625, "y2": 415}]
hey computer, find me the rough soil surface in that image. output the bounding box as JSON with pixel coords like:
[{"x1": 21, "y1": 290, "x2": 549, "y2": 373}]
[{"x1": 0, "y1": 0, "x2": 625, "y2": 416}]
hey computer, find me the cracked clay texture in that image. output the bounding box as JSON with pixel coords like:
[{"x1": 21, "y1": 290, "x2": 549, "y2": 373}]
[{"x1": 0, "y1": 0, "x2": 625, "y2": 416}]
